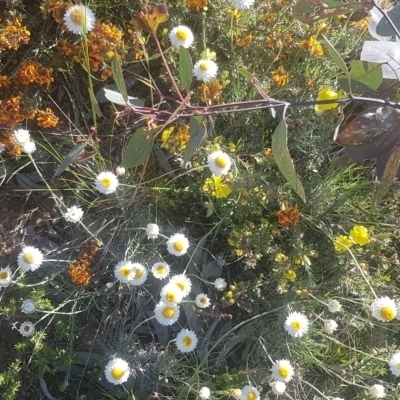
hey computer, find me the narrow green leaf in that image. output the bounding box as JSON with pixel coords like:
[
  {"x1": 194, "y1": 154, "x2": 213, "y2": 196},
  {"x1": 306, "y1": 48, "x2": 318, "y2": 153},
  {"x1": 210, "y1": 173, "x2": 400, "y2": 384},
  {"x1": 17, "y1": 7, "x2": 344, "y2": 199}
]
[
  {"x1": 88, "y1": 88, "x2": 102, "y2": 117},
  {"x1": 179, "y1": 46, "x2": 193, "y2": 92},
  {"x1": 322, "y1": 34, "x2": 351, "y2": 92},
  {"x1": 184, "y1": 116, "x2": 207, "y2": 163},
  {"x1": 53, "y1": 142, "x2": 86, "y2": 178},
  {"x1": 122, "y1": 127, "x2": 155, "y2": 168},
  {"x1": 271, "y1": 118, "x2": 306, "y2": 202},
  {"x1": 238, "y1": 67, "x2": 252, "y2": 82},
  {"x1": 112, "y1": 56, "x2": 128, "y2": 101}
]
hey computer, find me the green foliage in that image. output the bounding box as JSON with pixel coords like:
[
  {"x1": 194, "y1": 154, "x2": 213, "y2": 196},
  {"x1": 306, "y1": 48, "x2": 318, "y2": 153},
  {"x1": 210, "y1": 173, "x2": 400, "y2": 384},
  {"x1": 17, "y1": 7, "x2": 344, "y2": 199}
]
[{"x1": 0, "y1": 360, "x2": 22, "y2": 400}]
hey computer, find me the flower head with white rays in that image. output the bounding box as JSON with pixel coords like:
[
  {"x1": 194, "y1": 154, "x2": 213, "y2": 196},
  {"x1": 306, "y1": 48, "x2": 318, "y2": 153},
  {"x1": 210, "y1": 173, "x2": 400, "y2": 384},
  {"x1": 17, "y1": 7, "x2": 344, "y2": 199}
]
[
  {"x1": 128, "y1": 263, "x2": 148, "y2": 286},
  {"x1": 193, "y1": 59, "x2": 218, "y2": 82},
  {"x1": 175, "y1": 329, "x2": 198, "y2": 353},
  {"x1": 0, "y1": 267, "x2": 12, "y2": 287},
  {"x1": 231, "y1": 389, "x2": 242, "y2": 399},
  {"x1": 370, "y1": 296, "x2": 397, "y2": 322},
  {"x1": 64, "y1": 205, "x2": 84, "y2": 223},
  {"x1": 95, "y1": 171, "x2": 119, "y2": 194},
  {"x1": 146, "y1": 223, "x2": 159, "y2": 239},
  {"x1": 21, "y1": 299, "x2": 36, "y2": 314},
  {"x1": 63, "y1": 5, "x2": 95, "y2": 35},
  {"x1": 114, "y1": 261, "x2": 135, "y2": 283},
  {"x1": 169, "y1": 25, "x2": 194, "y2": 49},
  {"x1": 229, "y1": 0, "x2": 255, "y2": 10},
  {"x1": 389, "y1": 352, "x2": 400, "y2": 377},
  {"x1": 166, "y1": 233, "x2": 189, "y2": 256},
  {"x1": 104, "y1": 358, "x2": 130, "y2": 385},
  {"x1": 18, "y1": 246, "x2": 43, "y2": 272},
  {"x1": 160, "y1": 283, "x2": 184, "y2": 305},
  {"x1": 199, "y1": 386, "x2": 211, "y2": 399},
  {"x1": 154, "y1": 301, "x2": 180, "y2": 326},
  {"x1": 19, "y1": 321, "x2": 35, "y2": 337},
  {"x1": 195, "y1": 293, "x2": 211, "y2": 308},
  {"x1": 169, "y1": 274, "x2": 192, "y2": 297},
  {"x1": 22, "y1": 140, "x2": 36, "y2": 154},
  {"x1": 207, "y1": 150, "x2": 232, "y2": 176},
  {"x1": 327, "y1": 299, "x2": 342, "y2": 313},
  {"x1": 270, "y1": 381, "x2": 286, "y2": 396},
  {"x1": 13, "y1": 129, "x2": 30, "y2": 144},
  {"x1": 151, "y1": 262, "x2": 170, "y2": 279},
  {"x1": 369, "y1": 384, "x2": 385, "y2": 398},
  {"x1": 239, "y1": 385, "x2": 260, "y2": 400},
  {"x1": 284, "y1": 312, "x2": 309, "y2": 338},
  {"x1": 271, "y1": 359, "x2": 294, "y2": 382},
  {"x1": 324, "y1": 319, "x2": 338, "y2": 334},
  {"x1": 214, "y1": 277, "x2": 227, "y2": 291}
]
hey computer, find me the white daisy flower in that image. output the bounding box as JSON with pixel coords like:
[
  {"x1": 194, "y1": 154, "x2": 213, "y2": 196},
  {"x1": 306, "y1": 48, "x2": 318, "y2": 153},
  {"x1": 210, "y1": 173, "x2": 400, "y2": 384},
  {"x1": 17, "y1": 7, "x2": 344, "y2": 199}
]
[
  {"x1": 271, "y1": 359, "x2": 294, "y2": 383},
  {"x1": 207, "y1": 150, "x2": 232, "y2": 176},
  {"x1": 195, "y1": 293, "x2": 210, "y2": 308},
  {"x1": 327, "y1": 299, "x2": 342, "y2": 313},
  {"x1": 193, "y1": 59, "x2": 218, "y2": 82},
  {"x1": 324, "y1": 319, "x2": 338, "y2": 334},
  {"x1": 63, "y1": 4, "x2": 95, "y2": 35},
  {"x1": 21, "y1": 299, "x2": 36, "y2": 314},
  {"x1": 214, "y1": 278, "x2": 227, "y2": 291},
  {"x1": 270, "y1": 381, "x2": 286, "y2": 395},
  {"x1": 22, "y1": 140, "x2": 36, "y2": 154},
  {"x1": 169, "y1": 25, "x2": 194, "y2": 49},
  {"x1": 104, "y1": 358, "x2": 130, "y2": 385},
  {"x1": 0, "y1": 267, "x2": 12, "y2": 287},
  {"x1": 389, "y1": 352, "x2": 400, "y2": 377},
  {"x1": 199, "y1": 386, "x2": 211, "y2": 399},
  {"x1": 17, "y1": 246, "x2": 43, "y2": 272},
  {"x1": 146, "y1": 223, "x2": 159, "y2": 239},
  {"x1": 64, "y1": 205, "x2": 84, "y2": 223},
  {"x1": 128, "y1": 263, "x2": 148, "y2": 286},
  {"x1": 169, "y1": 274, "x2": 192, "y2": 297},
  {"x1": 154, "y1": 301, "x2": 180, "y2": 326},
  {"x1": 284, "y1": 311, "x2": 310, "y2": 338},
  {"x1": 231, "y1": 389, "x2": 242, "y2": 399},
  {"x1": 370, "y1": 296, "x2": 397, "y2": 322},
  {"x1": 166, "y1": 233, "x2": 189, "y2": 256},
  {"x1": 175, "y1": 329, "x2": 198, "y2": 353},
  {"x1": 240, "y1": 385, "x2": 260, "y2": 400},
  {"x1": 95, "y1": 171, "x2": 119, "y2": 194},
  {"x1": 151, "y1": 262, "x2": 170, "y2": 279},
  {"x1": 369, "y1": 384, "x2": 385, "y2": 398},
  {"x1": 19, "y1": 321, "x2": 35, "y2": 337},
  {"x1": 114, "y1": 260, "x2": 135, "y2": 283},
  {"x1": 13, "y1": 129, "x2": 30, "y2": 144},
  {"x1": 229, "y1": 0, "x2": 255, "y2": 9},
  {"x1": 160, "y1": 283, "x2": 184, "y2": 305},
  {"x1": 115, "y1": 166, "x2": 125, "y2": 176}
]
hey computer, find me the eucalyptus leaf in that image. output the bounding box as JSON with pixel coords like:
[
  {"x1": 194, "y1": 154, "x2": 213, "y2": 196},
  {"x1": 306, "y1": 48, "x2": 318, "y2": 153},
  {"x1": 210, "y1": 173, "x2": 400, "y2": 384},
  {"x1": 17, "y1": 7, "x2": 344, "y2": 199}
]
[
  {"x1": 53, "y1": 142, "x2": 86, "y2": 178},
  {"x1": 122, "y1": 127, "x2": 156, "y2": 168},
  {"x1": 111, "y1": 56, "x2": 128, "y2": 101},
  {"x1": 179, "y1": 46, "x2": 193, "y2": 92},
  {"x1": 104, "y1": 88, "x2": 144, "y2": 107},
  {"x1": 376, "y1": 4, "x2": 400, "y2": 37},
  {"x1": 184, "y1": 116, "x2": 207, "y2": 163},
  {"x1": 88, "y1": 88, "x2": 102, "y2": 117}
]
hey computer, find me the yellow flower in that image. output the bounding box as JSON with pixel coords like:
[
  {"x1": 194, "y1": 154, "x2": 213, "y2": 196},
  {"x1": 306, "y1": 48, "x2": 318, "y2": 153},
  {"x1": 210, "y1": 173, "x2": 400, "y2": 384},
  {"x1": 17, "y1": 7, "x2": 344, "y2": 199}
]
[
  {"x1": 284, "y1": 270, "x2": 296, "y2": 281},
  {"x1": 275, "y1": 253, "x2": 288, "y2": 263},
  {"x1": 349, "y1": 225, "x2": 370, "y2": 246},
  {"x1": 315, "y1": 88, "x2": 339, "y2": 112},
  {"x1": 202, "y1": 176, "x2": 232, "y2": 199},
  {"x1": 334, "y1": 235, "x2": 353, "y2": 252}
]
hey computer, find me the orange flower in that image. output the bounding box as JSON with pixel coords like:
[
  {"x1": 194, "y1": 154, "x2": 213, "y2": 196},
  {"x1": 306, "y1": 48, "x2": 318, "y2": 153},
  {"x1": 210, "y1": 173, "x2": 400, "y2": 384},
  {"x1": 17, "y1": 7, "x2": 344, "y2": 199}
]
[
  {"x1": 199, "y1": 78, "x2": 223, "y2": 104},
  {"x1": 0, "y1": 95, "x2": 36, "y2": 128},
  {"x1": 36, "y1": 108, "x2": 59, "y2": 128},
  {"x1": 68, "y1": 240, "x2": 99, "y2": 287},
  {"x1": 187, "y1": 0, "x2": 208, "y2": 11},
  {"x1": 0, "y1": 130, "x2": 21, "y2": 156},
  {"x1": 235, "y1": 33, "x2": 252, "y2": 47},
  {"x1": 14, "y1": 60, "x2": 54, "y2": 87},
  {"x1": 276, "y1": 204, "x2": 300, "y2": 227},
  {"x1": 271, "y1": 66, "x2": 290, "y2": 87},
  {"x1": 0, "y1": 14, "x2": 30, "y2": 51}
]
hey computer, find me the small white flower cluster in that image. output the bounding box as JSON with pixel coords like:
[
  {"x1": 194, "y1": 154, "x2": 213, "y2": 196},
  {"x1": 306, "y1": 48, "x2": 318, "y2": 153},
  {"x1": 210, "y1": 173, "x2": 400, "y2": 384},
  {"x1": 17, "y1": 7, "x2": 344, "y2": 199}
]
[
  {"x1": 13, "y1": 129, "x2": 36, "y2": 154},
  {"x1": 239, "y1": 385, "x2": 260, "y2": 400},
  {"x1": 19, "y1": 321, "x2": 35, "y2": 337},
  {"x1": 114, "y1": 261, "x2": 148, "y2": 286},
  {"x1": 169, "y1": 25, "x2": 194, "y2": 49},
  {"x1": 207, "y1": 150, "x2": 232, "y2": 176},
  {"x1": 175, "y1": 328, "x2": 198, "y2": 353},
  {"x1": 95, "y1": 171, "x2": 119, "y2": 194},
  {"x1": 166, "y1": 233, "x2": 190, "y2": 256},
  {"x1": 64, "y1": 205, "x2": 84, "y2": 223},
  {"x1": 369, "y1": 384, "x2": 385, "y2": 398}
]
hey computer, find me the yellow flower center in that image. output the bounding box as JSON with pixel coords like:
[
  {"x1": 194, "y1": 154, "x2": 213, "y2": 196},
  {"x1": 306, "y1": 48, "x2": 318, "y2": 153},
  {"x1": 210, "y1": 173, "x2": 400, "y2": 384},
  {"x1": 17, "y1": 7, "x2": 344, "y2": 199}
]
[
  {"x1": 120, "y1": 266, "x2": 131, "y2": 277},
  {"x1": 247, "y1": 393, "x2": 257, "y2": 400},
  {"x1": 69, "y1": 8, "x2": 87, "y2": 28},
  {"x1": 291, "y1": 320, "x2": 302, "y2": 331},
  {"x1": 182, "y1": 336, "x2": 192, "y2": 347},
  {"x1": 176, "y1": 282, "x2": 186, "y2": 291},
  {"x1": 134, "y1": 269, "x2": 143, "y2": 279},
  {"x1": 111, "y1": 367, "x2": 125, "y2": 380},
  {"x1": 101, "y1": 177, "x2": 111, "y2": 188},
  {"x1": 0, "y1": 271, "x2": 8, "y2": 279},
  {"x1": 380, "y1": 305, "x2": 396, "y2": 321},
  {"x1": 162, "y1": 306, "x2": 175, "y2": 318},
  {"x1": 156, "y1": 266, "x2": 166, "y2": 275},
  {"x1": 166, "y1": 293, "x2": 177, "y2": 302},
  {"x1": 23, "y1": 253, "x2": 34, "y2": 264},
  {"x1": 176, "y1": 29, "x2": 188, "y2": 41},
  {"x1": 24, "y1": 325, "x2": 31, "y2": 332},
  {"x1": 278, "y1": 365, "x2": 290, "y2": 378},
  {"x1": 173, "y1": 240, "x2": 185, "y2": 252},
  {"x1": 199, "y1": 61, "x2": 209, "y2": 72},
  {"x1": 215, "y1": 155, "x2": 228, "y2": 168}
]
